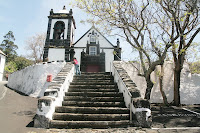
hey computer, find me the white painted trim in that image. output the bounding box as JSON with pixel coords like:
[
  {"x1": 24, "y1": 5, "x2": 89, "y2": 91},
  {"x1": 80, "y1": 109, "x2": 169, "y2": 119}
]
[{"x1": 182, "y1": 108, "x2": 200, "y2": 116}]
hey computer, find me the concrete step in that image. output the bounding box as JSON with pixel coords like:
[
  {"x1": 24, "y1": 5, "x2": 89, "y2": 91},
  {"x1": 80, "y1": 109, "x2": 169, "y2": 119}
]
[
  {"x1": 68, "y1": 88, "x2": 118, "y2": 92},
  {"x1": 70, "y1": 82, "x2": 115, "y2": 85},
  {"x1": 63, "y1": 96, "x2": 124, "y2": 102},
  {"x1": 50, "y1": 120, "x2": 130, "y2": 129},
  {"x1": 62, "y1": 101, "x2": 126, "y2": 107},
  {"x1": 69, "y1": 85, "x2": 117, "y2": 89},
  {"x1": 74, "y1": 75, "x2": 113, "y2": 79},
  {"x1": 65, "y1": 92, "x2": 122, "y2": 97},
  {"x1": 74, "y1": 74, "x2": 112, "y2": 77},
  {"x1": 73, "y1": 77, "x2": 114, "y2": 81},
  {"x1": 55, "y1": 106, "x2": 129, "y2": 114},
  {"x1": 72, "y1": 79, "x2": 114, "y2": 83},
  {"x1": 81, "y1": 72, "x2": 111, "y2": 75},
  {"x1": 53, "y1": 113, "x2": 129, "y2": 121}
]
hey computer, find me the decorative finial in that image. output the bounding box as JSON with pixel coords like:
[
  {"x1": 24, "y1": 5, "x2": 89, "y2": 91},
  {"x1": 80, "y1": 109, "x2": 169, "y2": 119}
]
[
  {"x1": 117, "y1": 38, "x2": 120, "y2": 48},
  {"x1": 63, "y1": 6, "x2": 66, "y2": 10}
]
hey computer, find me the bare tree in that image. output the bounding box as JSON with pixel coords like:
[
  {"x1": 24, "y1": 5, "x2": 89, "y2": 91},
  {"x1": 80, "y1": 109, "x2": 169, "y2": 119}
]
[
  {"x1": 25, "y1": 33, "x2": 46, "y2": 63},
  {"x1": 156, "y1": 0, "x2": 200, "y2": 106},
  {"x1": 74, "y1": 0, "x2": 172, "y2": 100}
]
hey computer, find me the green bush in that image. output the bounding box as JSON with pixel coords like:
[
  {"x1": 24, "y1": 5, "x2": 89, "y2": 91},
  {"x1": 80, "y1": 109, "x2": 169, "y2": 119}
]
[{"x1": 4, "y1": 56, "x2": 33, "y2": 74}]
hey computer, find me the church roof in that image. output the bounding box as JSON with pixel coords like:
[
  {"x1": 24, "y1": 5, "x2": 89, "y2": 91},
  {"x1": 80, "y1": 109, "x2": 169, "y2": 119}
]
[
  {"x1": 74, "y1": 26, "x2": 115, "y2": 47},
  {"x1": 0, "y1": 50, "x2": 6, "y2": 56}
]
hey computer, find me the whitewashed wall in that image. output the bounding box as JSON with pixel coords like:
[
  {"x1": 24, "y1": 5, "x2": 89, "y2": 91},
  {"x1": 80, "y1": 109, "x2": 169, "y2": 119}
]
[
  {"x1": 0, "y1": 54, "x2": 6, "y2": 81},
  {"x1": 104, "y1": 49, "x2": 114, "y2": 72},
  {"x1": 7, "y1": 62, "x2": 66, "y2": 98},
  {"x1": 48, "y1": 48, "x2": 65, "y2": 62},
  {"x1": 121, "y1": 61, "x2": 200, "y2": 104},
  {"x1": 75, "y1": 27, "x2": 116, "y2": 72}
]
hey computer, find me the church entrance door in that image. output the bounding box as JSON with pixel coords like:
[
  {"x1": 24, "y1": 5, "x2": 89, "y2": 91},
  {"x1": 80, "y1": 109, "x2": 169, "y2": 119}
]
[{"x1": 86, "y1": 65, "x2": 100, "y2": 72}]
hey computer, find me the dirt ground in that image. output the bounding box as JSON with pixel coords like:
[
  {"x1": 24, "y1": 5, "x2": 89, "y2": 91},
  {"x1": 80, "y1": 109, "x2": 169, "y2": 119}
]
[
  {"x1": 151, "y1": 104, "x2": 200, "y2": 128},
  {"x1": 0, "y1": 81, "x2": 200, "y2": 133}
]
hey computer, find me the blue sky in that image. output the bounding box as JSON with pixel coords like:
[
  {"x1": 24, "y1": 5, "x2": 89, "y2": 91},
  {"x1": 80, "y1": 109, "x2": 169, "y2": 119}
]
[
  {"x1": 0, "y1": 0, "x2": 136, "y2": 61},
  {"x1": 1, "y1": 0, "x2": 199, "y2": 61},
  {"x1": 0, "y1": 0, "x2": 88, "y2": 55}
]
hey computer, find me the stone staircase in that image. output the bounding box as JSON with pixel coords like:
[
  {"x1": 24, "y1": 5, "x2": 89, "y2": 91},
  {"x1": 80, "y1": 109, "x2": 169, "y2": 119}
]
[{"x1": 50, "y1": 72, "x2": 131, "y2": 129}]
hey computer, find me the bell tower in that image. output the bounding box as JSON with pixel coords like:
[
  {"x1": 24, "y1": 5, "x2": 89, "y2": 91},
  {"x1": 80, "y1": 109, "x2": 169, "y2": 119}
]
[{"x1": 43, "y1": 6, "x2": 76, "y2": 62}]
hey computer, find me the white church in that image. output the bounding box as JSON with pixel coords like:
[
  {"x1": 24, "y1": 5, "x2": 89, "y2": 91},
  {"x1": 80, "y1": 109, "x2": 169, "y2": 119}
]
[{"x1": 43, "y1": 6, "x2": 121, "y2": 72}]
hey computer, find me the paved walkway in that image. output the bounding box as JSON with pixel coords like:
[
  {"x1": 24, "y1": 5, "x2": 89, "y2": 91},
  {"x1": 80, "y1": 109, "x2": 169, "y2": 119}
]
[{"x1": 0, "y1": 81, "x2": 200, "y2": 133}]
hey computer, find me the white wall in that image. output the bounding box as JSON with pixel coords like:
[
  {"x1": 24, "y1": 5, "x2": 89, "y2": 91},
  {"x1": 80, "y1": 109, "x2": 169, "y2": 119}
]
[
  {"x1": 74, "y1": 48, "x2": 82, "y2": 67},
  {"x1": 121, "y1": 61, "x2": 200, "y2": 104},
  {"x1": 50, "y1": 19, "x2": 69, "y2": 39},
  {"x1": 48, "y1": 48, "x2": 65, "y2": 62},
  {"x1": 104, "y1": 49, "x2": 114, "y2": 72},
  {"x1": 0, "y1": 55, "x2": 6, "y2": 81},
  {"x1": 7, "y1": 62, "x2": 66, "y2": 98},
  {"x1": 75, "y1": 27, "x2": 116, "y2": 72}
]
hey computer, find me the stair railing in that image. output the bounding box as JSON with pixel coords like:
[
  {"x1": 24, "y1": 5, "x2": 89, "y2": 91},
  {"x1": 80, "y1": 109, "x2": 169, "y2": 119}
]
[
  {"x1": 34, "y1": 62, "x2": 75, "y2": 128},
  {"x1": 112, "y1": 62, "x2": 133, "y2": 121},
  {"x1": 112, "y1": 61, "x2": 152, "y2": 127}
]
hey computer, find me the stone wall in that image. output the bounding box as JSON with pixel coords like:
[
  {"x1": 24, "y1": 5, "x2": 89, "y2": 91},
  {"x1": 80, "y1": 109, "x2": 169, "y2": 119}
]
[
  {"x1": 120, "y1": 61, "x2": 200, "y2": 104},
  {"x1": 112, "y1": 61, "x2": 151, "y2": 127},
  {"x1": 7, "y1": 61, "x2": 66, "y2": 98},
  {"x1": 34, "y1": 62, "x2": 74, "y2": 128}
]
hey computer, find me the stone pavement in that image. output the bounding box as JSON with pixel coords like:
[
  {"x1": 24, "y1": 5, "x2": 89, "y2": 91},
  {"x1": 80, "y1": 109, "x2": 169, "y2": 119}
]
[{"x1": 0, "y1": 81, "x2": 200, "y2": 133}]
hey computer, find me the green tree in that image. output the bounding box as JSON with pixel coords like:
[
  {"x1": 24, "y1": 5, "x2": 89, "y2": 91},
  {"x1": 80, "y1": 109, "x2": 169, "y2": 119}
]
[
  {"x1": 4, "y1": 56, "x2": 33, "y2": 74},
  {"x1": 14, "y1": 56, "x2": 33, "y2": 70},
  {"x1": 4, "y1": 61, "x2": 17, "y2": 74},
  {"x1": 0, "y1": 31, "x2": 18, "y2": 62}
]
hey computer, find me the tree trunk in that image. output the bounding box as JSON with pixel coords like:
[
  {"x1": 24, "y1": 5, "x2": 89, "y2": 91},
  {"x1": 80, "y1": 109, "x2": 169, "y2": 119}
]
[
  {"x1": 144, "y1": 74, "x2": 154, "y2": 100},
  {"x1": 159, "y1": 64, "x2": 169, "y2": 105},
  {"x1": 173, "y1": 64, "x2": 181, "y2": 106}
]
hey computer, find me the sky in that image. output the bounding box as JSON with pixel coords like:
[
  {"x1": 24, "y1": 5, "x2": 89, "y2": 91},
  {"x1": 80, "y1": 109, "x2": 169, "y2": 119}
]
[
  {"x1": 0, "y1": 0, "x2": 136, "y2": 61},
  {"x1": 1, "y1": 0, "x2": 199, "y2": 62}
]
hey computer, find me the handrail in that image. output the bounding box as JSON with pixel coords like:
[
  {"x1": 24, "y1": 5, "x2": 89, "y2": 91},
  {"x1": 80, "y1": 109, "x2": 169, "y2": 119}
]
[
  {"x1": 112, "y1": 62, "x2": 132, "y2": 97},
  {"x1": 111, "y1": 62, "x2": 133, "y2": 121},
  {"x1": 111, "y1": 61, "x2": 151, "y2": 127}
]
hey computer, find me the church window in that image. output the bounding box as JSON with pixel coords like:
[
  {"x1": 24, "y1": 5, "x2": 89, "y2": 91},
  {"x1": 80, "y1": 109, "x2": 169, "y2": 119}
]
[
  {"x1": 53, "y1": 21, "x2": 65, "y2": 39},
  {"x1": 89, "y1": 46, "x2": 97, "y2": 55},
  {"x1": 90, "y1": 35, "x2": 96, "y2": 43}
]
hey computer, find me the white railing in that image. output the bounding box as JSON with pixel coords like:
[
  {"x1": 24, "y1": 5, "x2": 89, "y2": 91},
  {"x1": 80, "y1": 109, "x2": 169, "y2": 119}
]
[
  {"x1": 112, "y1": 62, "x2": 133, "y2": 121},
  {"x1": 34, "y1": 62, "x2": 75, "y2": 128},
  {"x1": 112, "y1": 61, "x2": 151, "y2": 124}
]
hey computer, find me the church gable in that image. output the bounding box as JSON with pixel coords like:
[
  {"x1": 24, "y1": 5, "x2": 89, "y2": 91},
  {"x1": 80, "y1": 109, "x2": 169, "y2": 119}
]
[{"x1": 74, "y1": 26, "x2": 115, "y2": 48}]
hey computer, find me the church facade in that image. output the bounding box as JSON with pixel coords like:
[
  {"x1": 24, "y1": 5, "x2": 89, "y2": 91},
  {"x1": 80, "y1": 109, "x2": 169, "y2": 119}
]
[
  {"x1": 74, "y1": 26, "x2": 121, "y2": 72},
  {"x1": 43, "y1": 7, "x2": 121, "y2": 72}
]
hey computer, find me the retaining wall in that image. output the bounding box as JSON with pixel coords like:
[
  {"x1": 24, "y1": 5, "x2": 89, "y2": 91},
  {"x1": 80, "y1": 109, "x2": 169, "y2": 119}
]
[
  {"x1": 120, "y1": 61, "x2": 200, "y2": 104},
  {"x1": 7, "y1": 61, "x2": 66, "y2": 98}
]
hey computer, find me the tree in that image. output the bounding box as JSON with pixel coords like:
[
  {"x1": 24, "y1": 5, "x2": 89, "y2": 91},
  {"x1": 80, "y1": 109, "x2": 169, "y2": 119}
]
[
  {"x1": 0, "y1": 31, "x2": 18, "y2": 62},
  {"x1": 4, "y1": 56, "x2": 33, "y2": 74},
  {"x1": 74, "y1": 0, "x2": 173, "y2": 100},
  {"x1": 156, "y1": 0, "x2": 200, "y2": 106},
  {"x1": 25, "y1": 33, "x2": 46, "y2": 63}
]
